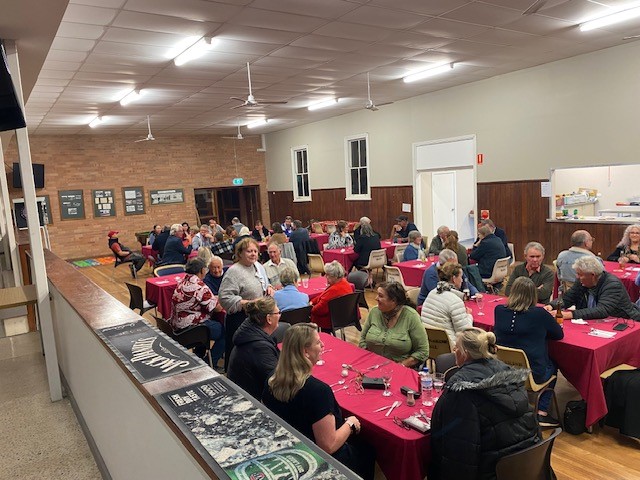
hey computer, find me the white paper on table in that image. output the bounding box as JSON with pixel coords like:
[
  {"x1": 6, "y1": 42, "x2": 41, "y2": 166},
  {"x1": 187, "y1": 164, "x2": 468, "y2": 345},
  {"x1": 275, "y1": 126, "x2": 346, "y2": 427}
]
[
  {"x1": 631, "y1": 267, "x2": 640, "y2": 272},
  {"x1": 587, "y1": 329, "x2": 617, "y2": 338},
  {"x1": 571, "y1": 319, "x2": 588, "y2": 325}
]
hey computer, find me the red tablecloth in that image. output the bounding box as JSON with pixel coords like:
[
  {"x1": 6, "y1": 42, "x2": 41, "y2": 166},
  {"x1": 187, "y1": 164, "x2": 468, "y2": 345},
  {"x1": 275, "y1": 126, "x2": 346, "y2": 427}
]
[
  {"x1": 380, "y1": 240, "x2": 398, "y2": 260},
  {"x1": 310, "y1": 233, "x2": 330, "y2": 251},
  {"x1": 394, "y1": 259, "x2": 438, "y2": 287},
  {"x1": 296, "y1": 277, "x2": 356, "y2": 301},
  {"x1": 141, "y1": 245, "x2": 158, "y2": 266},
  {"x1": 604, "y1": 261, "x2": 640, "y2": 302},
  {"x1": 469, "y1": 294, "x2": 640, "y2": 426},
  {"x1": 314, "y1": 333, "x2": 431, "y2": 480},
  {"x1": 145, "y1": 273, "x2": 186, "y2": 318},
  {"x1": 323, "y1": 247, "x2": 359, "y2": 273}
]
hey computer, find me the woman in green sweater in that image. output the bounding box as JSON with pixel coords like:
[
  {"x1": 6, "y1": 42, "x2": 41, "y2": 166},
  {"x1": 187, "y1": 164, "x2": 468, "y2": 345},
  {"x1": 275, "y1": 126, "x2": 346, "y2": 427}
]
[{"x1": 359, "y1": 282, "x2": 429, "y2": 367}]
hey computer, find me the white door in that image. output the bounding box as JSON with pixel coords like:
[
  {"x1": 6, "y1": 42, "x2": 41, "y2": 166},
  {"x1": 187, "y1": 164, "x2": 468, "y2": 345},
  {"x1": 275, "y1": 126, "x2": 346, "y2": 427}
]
[{"x1": 432, "y1": 171, "x2": 456, "y2": 230}]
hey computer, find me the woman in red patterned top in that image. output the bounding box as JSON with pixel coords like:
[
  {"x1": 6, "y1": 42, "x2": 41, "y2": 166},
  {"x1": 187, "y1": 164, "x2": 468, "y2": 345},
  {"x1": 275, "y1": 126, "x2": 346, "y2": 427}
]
[{"x1": 170, "y1": 258, "x2": 225, "y2": 369}]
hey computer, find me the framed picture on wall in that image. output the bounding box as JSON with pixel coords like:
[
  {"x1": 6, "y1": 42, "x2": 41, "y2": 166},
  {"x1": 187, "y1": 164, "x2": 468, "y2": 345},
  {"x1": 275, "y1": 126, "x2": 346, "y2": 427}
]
[
  {"x1": 92, "y1": 189, "x2": 116, "y2": 218},
  {"x1": 150, "y1": 188, "x2": 184, "y2": 205},
  {"x1": 123, "y1": 186, "x2": 145, "y2": 215},
  {"x1": 12, "y1": 196, "x2": 52, "y2": 230},
  {"x1": 59, "y1": 189, "x2": 85, "y2": 220}
]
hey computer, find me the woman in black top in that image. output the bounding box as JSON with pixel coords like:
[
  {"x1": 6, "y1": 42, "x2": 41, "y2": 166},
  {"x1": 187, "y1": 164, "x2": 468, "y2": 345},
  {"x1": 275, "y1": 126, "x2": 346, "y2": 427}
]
[
  {"x1": 607, "y1": 224, "x2": 640, "y2": 264},
  {"x1": 353, "y1": 223, "x2": 381, "y2": 268},
  {"x1": 263, "y1": 323, "x2": 375, "y2": 480},
  {"x1": 494, "y1": 277, "x2": 564, "y2": 426}
]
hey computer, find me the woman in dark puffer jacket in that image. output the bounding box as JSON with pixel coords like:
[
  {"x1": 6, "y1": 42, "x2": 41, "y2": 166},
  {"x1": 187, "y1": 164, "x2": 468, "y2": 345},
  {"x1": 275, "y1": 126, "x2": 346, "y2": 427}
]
[{"x1": 429, "y1": 327, "x2": 539, "y2": 480}]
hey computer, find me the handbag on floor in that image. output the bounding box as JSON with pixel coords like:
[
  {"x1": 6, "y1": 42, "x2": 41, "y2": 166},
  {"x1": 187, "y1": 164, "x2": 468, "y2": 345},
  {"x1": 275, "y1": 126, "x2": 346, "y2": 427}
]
[{"x1": 564, "y1": 400, "x2": 587, "y2": 434}]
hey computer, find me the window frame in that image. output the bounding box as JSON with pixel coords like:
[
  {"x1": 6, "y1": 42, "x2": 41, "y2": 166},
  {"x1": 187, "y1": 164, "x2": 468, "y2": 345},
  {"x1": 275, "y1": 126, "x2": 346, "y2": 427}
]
[
  {"x1": 344, "y1": 133, "x2": 371, "y2": 200},
  {"x1": 291, "y1": 144, "x2": 311, "y2": 202}
]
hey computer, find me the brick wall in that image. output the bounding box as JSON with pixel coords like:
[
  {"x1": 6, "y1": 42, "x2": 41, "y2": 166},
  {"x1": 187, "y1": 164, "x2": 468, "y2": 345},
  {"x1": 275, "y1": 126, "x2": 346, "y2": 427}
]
[{"x1": 4, "y1": 134, "x2": 269, "y2": 260}]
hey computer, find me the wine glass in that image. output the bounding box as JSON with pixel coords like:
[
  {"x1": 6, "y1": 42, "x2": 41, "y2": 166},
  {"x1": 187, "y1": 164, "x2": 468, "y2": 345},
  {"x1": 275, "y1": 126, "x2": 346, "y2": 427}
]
[
  {"x1": 381, "y1": 368, "x2": 393, "y2": 397},
  {"x1": 476, "y1": 296, "x2": 485, "y2": 316},
  {"x1": 432, "y1": 373, "x2": 445, "y2": 399}
]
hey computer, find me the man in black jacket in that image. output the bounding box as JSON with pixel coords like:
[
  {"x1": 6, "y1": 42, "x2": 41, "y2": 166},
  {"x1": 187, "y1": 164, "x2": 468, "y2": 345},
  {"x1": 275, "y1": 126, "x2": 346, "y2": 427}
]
[
  {"x1": 470, "y1": 226, "x2": 507, "y2": 279},
  {"x1": 151, "y1": 224, "x2": 170, "y2": 258},
  {"x1": 547, "y1": 255, "x2": 640, "y2": 321}
]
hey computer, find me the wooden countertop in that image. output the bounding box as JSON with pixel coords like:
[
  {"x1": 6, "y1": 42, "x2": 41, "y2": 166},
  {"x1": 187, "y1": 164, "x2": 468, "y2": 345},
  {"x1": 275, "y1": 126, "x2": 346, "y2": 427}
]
[{"x1": 0, "y1": 285, "x2": 38, "y2": 309}]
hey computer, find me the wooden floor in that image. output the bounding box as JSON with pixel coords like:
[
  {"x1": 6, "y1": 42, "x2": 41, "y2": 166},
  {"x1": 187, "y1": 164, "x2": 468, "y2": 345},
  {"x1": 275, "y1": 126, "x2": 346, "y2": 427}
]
[{"x1": 80, "y1": 261, "x2": 640, "y2": 480}]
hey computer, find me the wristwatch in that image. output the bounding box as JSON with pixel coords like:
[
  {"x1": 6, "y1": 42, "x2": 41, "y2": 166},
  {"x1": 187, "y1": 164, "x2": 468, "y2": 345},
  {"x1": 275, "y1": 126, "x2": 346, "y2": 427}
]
[{"x1": 345, "y1": 420, "x2": 357, "y2": 434}]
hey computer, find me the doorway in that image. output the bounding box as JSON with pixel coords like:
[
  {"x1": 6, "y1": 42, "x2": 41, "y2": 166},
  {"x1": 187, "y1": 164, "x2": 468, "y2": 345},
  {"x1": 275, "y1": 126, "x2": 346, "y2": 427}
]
[
  {"x1": 432, "y1": 171, "x2": 457, "y2": 230},
  {"x1": 195, "y1": 186, "x2": 261, "y2": 229}
]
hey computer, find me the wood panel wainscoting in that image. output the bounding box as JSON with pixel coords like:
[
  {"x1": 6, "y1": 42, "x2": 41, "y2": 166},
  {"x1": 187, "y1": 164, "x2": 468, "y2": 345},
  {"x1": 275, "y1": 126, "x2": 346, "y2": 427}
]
[
  {"x1": 270, "y1": 181, "x2": 630, "y2": 263},
  {"x1": 268, "y1": 186, "x2": 414, "y2": 239}
]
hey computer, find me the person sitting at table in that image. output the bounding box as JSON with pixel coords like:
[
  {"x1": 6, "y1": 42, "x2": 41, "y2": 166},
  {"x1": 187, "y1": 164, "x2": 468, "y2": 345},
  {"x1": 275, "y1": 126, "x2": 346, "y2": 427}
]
[
  {"x1": 359, "y1": 281, "x2": 429, "y2": 367},
  {"x1": 170, "y1": 258, "x2": 225, "y2": 369},
  {"x1": 108, "y1": 230, "x2": 145, "y2": 278},
  {"x1": 504, "y1": 242, "x2": 555, "y2": 304},
  {"x1": 211, "y1": 231, "x2": 234, "y2": 257},
  {"x1": 470, "y1": 225, "x2": 507, "y2": 280},
  {"x1": 353, "y1": 223, "x2": 381, "y2": 269},
  {"x1": 429, "y1": 328, "x2": 538, "y2": 480},
  {"x1": 232, "y1": 226, "x2": 252, "y2": 250},
  {"x1": 251, "y1": 220, "x2": 270, "y2": 242},
  {"x1": 264, "y1": 242, "x2": 299, "y2": 289},
  {"x1": 443, "y1": 230, "x2": 468, "y2": 267},
  {"x1": 151, "y1": 225, "x2": 171, "y2": 258},
  {"x1": 191, "y1": 225, "x2": 213, "y2": 250},
  {"x1": 263, "y1": 323, "x2": 375, "y2": 480},
  {"x1": 428, "y1": 225, "x2": 450, "y2": 255},
  {"x1": 282, "y1": 215, "x2": 294, "y2": 237},
  {"x1": 546, "y1": 256, "x2": 640, "y2": 321},
  {"x1": 478, "y1": 218, "x2": 510, "y2": 259},
  {"x1": 556, "y1": 229, "x2": 601, "y2": 289},
  {"x1": 390, "y1": 215, "x2": 418, "y2": 243},
  {"x1": 219, "y1": 237, "x2": 274, "y2": 370},
  {"x1": 203, "y1": 255, "x2": 225, "y2": 295},
  {"x1": 208, "y1": 218, "x2": 224, "y2": 234},
  {"x1": 421, "y1": 262, "x2": 473, "y2": 347},
  {"x1": 417, "y1": 249, "x2": 479, "y2": 306},
  {"x1": 353, "y1": 216, "x2": 380, "y2": 244},
  {"x1": 403, "y1": 230, "x2": 426, "y2": 261},
  {"x1": 270, "y1": 222, "x2": 288, "y2": 244},
  {"x1": 274, "y1": 267, "x2": 310, "y2": 312},
  {"x1": 196, "y1": 244, "x2": 213, "y2": 267},
  {"x1": 181, "y1": 221, "x2": 190, "y2": 235},
  {"x1": 161, "y1": 224, "x2": 192, "y2": 265},
  {"x1": 495, "y1": 277, "x2": 564, "y2": 428},
  {"x1": 147, "y1": 224, "x2": 162, "y2": 246},
  {"x1": 231, "y1": 216, "x2": 246, "y2": 234},
  {"x1": 607, "y1": 224, "x2": 640, "y2": 264},
  {"x1": 310, "y1": 261, "x2": 353, "y2": 331},
  {"x1": 227, "y1": 296, "x2": 281, "y2": 400},
  {"x1": 327, "y1": 220, "x2": 354, "y2": 250},
  {"x1": 289, "y1": 219, "x2": 310, "y2": 246}
]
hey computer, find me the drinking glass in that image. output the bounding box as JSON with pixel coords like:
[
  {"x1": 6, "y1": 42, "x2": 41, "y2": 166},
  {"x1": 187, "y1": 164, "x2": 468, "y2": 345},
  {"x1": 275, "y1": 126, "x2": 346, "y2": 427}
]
[
  {"x1": 381, "y1": 368, "x2": 393, "y2": 397},
  {"x1": 476, "y1": 296, "x2": 485, "y2": 315},
  {"x1": 432, "y1": 373, "x2": 445, "y2": 399}
]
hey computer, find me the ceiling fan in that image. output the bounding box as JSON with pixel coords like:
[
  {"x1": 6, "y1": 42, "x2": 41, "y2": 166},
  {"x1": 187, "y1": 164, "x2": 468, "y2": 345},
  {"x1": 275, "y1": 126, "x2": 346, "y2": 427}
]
[
  {"x1": 230, "y1": 62, "x2": 288, "y2": 109},
  {"x1": 365, "y1": 72, "x2": 393, "y2": 111},
  {"x1": 134, "y1": 115, "x2": 155, "y2": 142},
  {"x1": 623, "y1": 34, "x2": 640, "y2": 39}
]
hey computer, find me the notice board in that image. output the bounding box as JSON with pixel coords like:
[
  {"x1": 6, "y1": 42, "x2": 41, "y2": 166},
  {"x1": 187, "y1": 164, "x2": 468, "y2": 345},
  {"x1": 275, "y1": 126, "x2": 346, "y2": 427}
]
[
  {"x1": 92, "y1": 189, "x2": 116, "y2": 218},
  {"x1": 59, "y1": 189, "x2": 85, "y2": 220},
  {"x1": 123, "y1": 186, "x2": 145, "y2": 215}
]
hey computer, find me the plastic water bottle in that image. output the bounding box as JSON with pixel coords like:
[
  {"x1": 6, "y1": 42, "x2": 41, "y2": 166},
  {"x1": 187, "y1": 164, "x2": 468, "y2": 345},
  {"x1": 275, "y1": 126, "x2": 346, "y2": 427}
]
[{"x1": 420, "y1": 367, "x2": 433, "y2": 397}]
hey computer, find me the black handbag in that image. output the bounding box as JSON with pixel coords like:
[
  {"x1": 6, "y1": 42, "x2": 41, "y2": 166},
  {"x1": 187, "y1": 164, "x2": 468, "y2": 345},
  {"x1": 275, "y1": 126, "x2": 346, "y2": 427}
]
[{"x1": 563, "y1": 400, "x2": 587, "y2": 434}]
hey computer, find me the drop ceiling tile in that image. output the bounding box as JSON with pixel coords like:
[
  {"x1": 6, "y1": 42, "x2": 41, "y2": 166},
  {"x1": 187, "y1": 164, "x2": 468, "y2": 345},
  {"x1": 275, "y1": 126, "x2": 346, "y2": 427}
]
[
  {"x1": 437, "y1": 39, "x2": 507, "y2": 56},
  {"x1": 339, "y1": 5, "x2": 428, "y2": 29},
  {"x1": 403, "y1": 50, "x2": 455, "y2": 64},
  {"x1": 314, "y1": 21, "x2": 393, "y2": 42},
  {"x1": 378, "y1": 31, "x2": 453, "y2": 50},
  {"x1": 289, "y1": 34, "x2": 370, "y2": 52},
  {"x1": 73, "y1": 71, "x2": 152, "y2": 83},
  {"x1": 536, "y1": 0, "x2": 612, "y2": 23},
  {"x1": 369, "y1": 0, "x2": 470, "y2": 16},
  {"x1": 101, "y1": 27, "x2": 187, "y2": 47},
  {"x1": 253, "y1": 56, "x2": 326, "y2": 69},
  {"x1": 62, "y1": 4, "x2": 119, "y2": 26},
  {"x1": 214, "y1": 24, "x2": 302, "y2": 44},
  {"x1": 269, "y1": 46, "x2": 339, "y2": 62},
  {"x1": 468, "y1": 28, "x2": 539, "y2": 46},
  {"x1": 70, "y1": 0, "x2": 126, "y2": 8},
  {"x1": 112, "y1": 11, "x2": 219, "y2": 35},
  {"x1": 333, "y1": 53, "x2": 402, "y2": 68},
  {"x1": 79, "y1": 63, "x2": 163, "y2": 76},
  {"x1": 34, "y1": 77, "x2": 71, "y2": 87},
  {"x1": 32, "y1": 85, "x2": 66, "y2": 93},
  {"x1": 442, "y1": 3, "x2": 522, "y2": 27},
  {"x1": 83, "y1": 52, "x2": 168, "y2": 66},
  {"x1": 124, "y1": 0, "x2": 243, "y2": 23},
  {"x1": 502, "y1": 14, "x2": 574, "y2": 35},
  {"x1": 354, "y1": 43, "x2": 426, "y2": 59},
  {"x1": 214, "y1": 38, "x2": 280, "y2": 55},
  {"x1": 45, "y1": 50, "x2": 89, "y2": 63},
  {"x1": 41, "y1": 60, "x2": 83, "y2": 71},
  {"x1": 227, "y1": 8, "x2": 328, "y2": 33},
  {"x1": 414, "y1": 18, "x2": 492, "y2": 39},
  {"x1": 38, "y1": 69, "x2": 77, "y2": 80},
  {"x1": 92, "y1": 41, "x2": 170, "y2": 58},
  {"x1": 250, "y1": 0, "x2": 358, "y2": 18},
  {"x1": 56, "y1": 22, "x2": 106, "y2": 40},
  {"x1": 50, "y1": 37, "x2": 96, "y2": 52}
]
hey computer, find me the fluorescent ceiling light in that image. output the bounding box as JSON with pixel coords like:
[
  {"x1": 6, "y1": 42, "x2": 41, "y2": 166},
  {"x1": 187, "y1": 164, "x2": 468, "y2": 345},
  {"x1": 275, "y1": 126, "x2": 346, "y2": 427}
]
[
  {"x1": 403, "y1": 63, "x2": 455, "y2": 83},
  {"x1": 174, "y1": 37, "x2": 217, "y2": 66},
  {"x1": 119, "y1": 89, "x2": 144, "y2": 106},
  {"x1": 308, "y1": 98, "x2": 339, "y2": 111},
  {"x1": 89, "y1": 116, "x2": 103, "y2": 128},
  {"x1": 247, "y1": 118, "x2": 268, "y2": 129},
  {"x1": 580, "y1": 5, "x2": 640, "y2": 31}
]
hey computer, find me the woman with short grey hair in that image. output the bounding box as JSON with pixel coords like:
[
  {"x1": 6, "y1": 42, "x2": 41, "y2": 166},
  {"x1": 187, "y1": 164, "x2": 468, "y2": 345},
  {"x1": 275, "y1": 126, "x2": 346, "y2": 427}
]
[
  {"x1": 403, "y1": 230, "x2": 426, "y2": 261},
  {"x1": 274, "y1": 267, "x2": 310, "y2": 312},
  {"x1": 310, "y1": 261, "x2": 352, "y2": 330}
]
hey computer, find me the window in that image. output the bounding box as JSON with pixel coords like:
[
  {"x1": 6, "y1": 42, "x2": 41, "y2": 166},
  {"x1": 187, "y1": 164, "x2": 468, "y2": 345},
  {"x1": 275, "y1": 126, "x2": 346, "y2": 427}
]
[
  {"x1": 291, "y1": 145, "x2": 311, "y2": 201},
  {"x1": 345, "y1": 133, "x2": 370, "y2": 200}
]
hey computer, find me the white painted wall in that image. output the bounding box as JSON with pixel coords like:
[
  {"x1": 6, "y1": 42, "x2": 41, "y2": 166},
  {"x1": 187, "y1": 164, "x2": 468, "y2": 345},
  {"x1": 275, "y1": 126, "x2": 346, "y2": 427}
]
[{"x1": 265, "y1": 40, "x2": 640, "y2": 191}]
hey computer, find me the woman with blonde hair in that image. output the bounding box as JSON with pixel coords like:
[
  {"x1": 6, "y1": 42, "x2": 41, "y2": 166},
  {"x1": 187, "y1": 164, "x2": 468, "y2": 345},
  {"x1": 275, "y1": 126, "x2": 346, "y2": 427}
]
[
  {"x1": 429, "y1": 327, "x2": 538, "y2": 480},
  {"x1": 263, "y1": 323, "x2": 375, "y2": 480}
]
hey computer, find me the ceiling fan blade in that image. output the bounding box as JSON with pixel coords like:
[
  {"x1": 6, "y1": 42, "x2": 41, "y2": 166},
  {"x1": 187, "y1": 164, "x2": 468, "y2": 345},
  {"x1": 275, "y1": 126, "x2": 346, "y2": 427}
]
[
  {"x1": 376, "y1": 101, "x2": 394, "y2": 107},
  {"x1": 367, "y1": 72, "x2": 373, "y2": 103},
  {"x1": 523, "y1": 0, "x2": 547, "y2": 15},
  {"x1": 246, "y1": 62, "x2": 253, "y2": 98},
  {"x1": 134, "y1": 138, "x2": 148, "y2": 143},
  {"x1": 257, "y1": 100, "x2": 288, "y2": 105},
  {"x1": 623, "y1": 34, "x2": 640, "y2": 40},
  {"x1": 146, "y1": 115, "x2": 152, "y2": 137},
  {"x1": 230, "y1": 103, "x2": 246, "y2": 110},
  {"x1": 230, "y1": 96, "x2": 246, "y2": 102}
]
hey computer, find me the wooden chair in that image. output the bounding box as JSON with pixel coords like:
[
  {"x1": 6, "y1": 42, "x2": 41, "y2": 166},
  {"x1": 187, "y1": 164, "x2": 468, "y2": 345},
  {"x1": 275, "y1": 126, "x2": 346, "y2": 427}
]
[
  {"x1": 496, "y1": 346, "x2": 561, "y2": 427},
  {"x1": 153, "y1": 264, "x2": 186, "y2": 277},
  {"x1": 384, "y1": 265, "x2": 409, "y2": 289},
  {"x1": 392, "y1": 243, "x2": 408, "y2": 263},
  {"x1": 482, "y1": 257, "x2": 510, "y2": 293},
  {"x1": 124, "y1": 282, "x2": 156, "y2": 316},
  {"x1": 495, "y1": 427, "x2": 562, "y2": 480},
  {"x1": 326, "y1": 224, "x2": 337, "y2": 234},
  {"x1": 600, "y1": 363, "x2": 636, "y2": 380},
  {"x1": 361, "y1": 248, "x2": 388, "y2": 288},
  {"x1": 507, "y1": 242, "x2": 516, "y2": 265},
  {"x1": 151, "y1": 315, "x2": 212, "y2": 368},
  {"x1": 328, "y1": 292, "x2": 361, "y2": 340},
  {"x1": 347, "y1": 270, "x2": 370, "y2": 311},
  {"x1": 279, "y1": 305, "x2": 313, "y2": 325},
  {"x1": 406, "y1": 287, "x2": 420, "y2": 305},
  {"x1": 307, "y1": 253, "x2": 325, "y2": 275},
  {"x1": 425, "y1": 326, "x2": 452, "y2": 372}
]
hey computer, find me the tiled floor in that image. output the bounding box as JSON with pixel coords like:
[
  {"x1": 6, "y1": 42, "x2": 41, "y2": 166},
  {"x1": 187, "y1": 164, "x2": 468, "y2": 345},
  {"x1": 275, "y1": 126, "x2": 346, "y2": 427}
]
[{"x1": 0, "y1": 332, "x2": 101, "y2": 480}]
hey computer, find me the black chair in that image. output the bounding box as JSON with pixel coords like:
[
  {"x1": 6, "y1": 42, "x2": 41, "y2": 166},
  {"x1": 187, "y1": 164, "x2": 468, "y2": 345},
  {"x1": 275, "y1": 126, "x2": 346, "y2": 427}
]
[
  {"x1": 124, "y1": 282, "x2": 156, "y2": 315},
  {"x1": 112, "y1": 251, "x2": 131, "y2": 279},
  {"x1": 347, "y1": 270, "x2": 370, "y2": 311},
  {"x1": 328, "y1": 292, "x2": 362, "y2": 340},
  {"x1": 434, "y1": 353, "x2": 457, "y2": 375},
  {"x1": 151, "y1": 315, "x2": 212, "y2": 368},
  {"x1": 495, "y1": 427, "x2": 561, "y2": 480},
  {"x1": 443, "y1": 366, "x2": 460, "y2": 382},
  {"x1": 279, "y1": 305, "x2": 312, "y2": 325}
]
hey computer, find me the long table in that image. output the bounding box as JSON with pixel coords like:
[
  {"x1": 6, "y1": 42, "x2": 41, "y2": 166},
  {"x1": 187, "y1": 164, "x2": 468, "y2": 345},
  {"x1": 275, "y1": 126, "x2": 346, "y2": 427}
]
[
  {"x1": 394, "y1": 259, "x2": 438, "y2": 287},
  {"x1": 604, "y1": 261, "x2": 640, "y2": 302},
  {"x1": 466, "y1": 294, "x2": 640, "y2": 426},
  {"x1": 314, "y1": 333, "x2": 431, "y2": 480},
  {"x1": 321, "y1": 240, "x2": 398, "y2": 272},
  {"x1": 145, "y1": 273, "x2": 186, "y2": 318}
]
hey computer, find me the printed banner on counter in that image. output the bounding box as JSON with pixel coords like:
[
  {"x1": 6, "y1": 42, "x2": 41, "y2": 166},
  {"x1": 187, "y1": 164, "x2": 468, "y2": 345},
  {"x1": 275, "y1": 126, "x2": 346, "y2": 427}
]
[
  {"x1": 156, "y1": 378, "x2": 355, "y2": 480},
  {"x1": 96, "y1": 320, "x2": 204, "y2": 383}
]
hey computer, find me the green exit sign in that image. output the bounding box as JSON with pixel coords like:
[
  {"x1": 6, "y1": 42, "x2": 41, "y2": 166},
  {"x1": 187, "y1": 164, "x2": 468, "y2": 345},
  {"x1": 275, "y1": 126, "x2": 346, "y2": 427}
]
[{"x1": 232, "y1": 178, "x2": 244, "y2": 186}]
